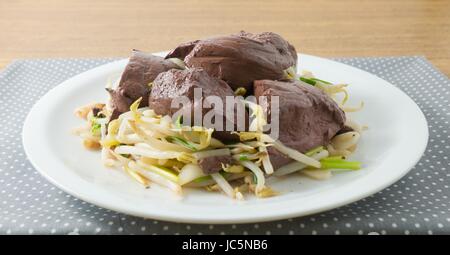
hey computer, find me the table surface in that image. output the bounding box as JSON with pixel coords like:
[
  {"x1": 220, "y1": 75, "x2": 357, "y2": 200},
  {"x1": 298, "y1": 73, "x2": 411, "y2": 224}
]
[{"x1": 1, "y1": 0, "x2": 449, "y2": 76}]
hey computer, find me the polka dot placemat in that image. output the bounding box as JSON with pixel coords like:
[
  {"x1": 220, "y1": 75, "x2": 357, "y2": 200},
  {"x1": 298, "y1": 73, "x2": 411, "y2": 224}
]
[{"x1": 0, "y1": 56, "x2": 448, "y2": 235}]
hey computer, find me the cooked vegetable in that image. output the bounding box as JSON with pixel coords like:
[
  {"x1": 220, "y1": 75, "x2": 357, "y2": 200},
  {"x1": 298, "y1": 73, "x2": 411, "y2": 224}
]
[
  {"x1": 341, "y1": 101, "x2": 364, "y2": 112},
  {"x1": 193, "y1": 148, "x2": 231, "y2": 160},
  {"x1": 174, "y1": 115, "x2": 183, "y2": 128},
  {"x1": 274, "y1": 150, "x2": 329, "y2": 176},
  {"x1": 178, "y1": 164, "x2": 206, "y2": 185},
  {"x1": 74, "y1": 103, "x2": 105, "y2": 120},
  {"x1": 124, "y1": 165, "x2": 150, "y2": 187},
  {"x1": 136, "y1": 160, "x2": 179, "y2": 183},
  {"x1": 234, "y1": 87, "x2": 247, "y2": 96},
  {"x1": 259, "y1": 145, "x2": 274, "y2": 174},
  {"x1": 223, "y1": 165, "x2": 244, "y2": 173},
  {"x1": 91, "y1": 122, "x2": 101, "y2": 136},
  {"x1": 319, "y1": 159, "x2": 361, "y2": 170},
  {"x1": 129, "y1": 161, "x2": 182, "y2": 194},
  {"x1": 114, "y1": 145, "x2": 187, "y2": 160},
  {"x1": 238, "y1": 154, "x2": 249, "y2": 161},
  {"x1": 235, "y1": 159, "x2": 265, "y2": 193},
  {"x1": 262, "y1": 134, "x2": 321, "y2": 168},
  {"x1": 245, "y1": 100, "x2": 267, "y2": 133},
  {"x1": 167, "y1": 58, "x2": 186, "y2": 69},
  {"x1": 299, "y1": 76, "x2": 317, "y2": 86},
  {"x1": 305, "y1": 146, "x2": 325, "y2": 157},
  {"x1": 193, "y1": 175, "x2": 213, "y2": 183},
  {"x1": 331, "y1": 131, "x2": 360, "y2": 150},
  {"x1": 321, "y1": 156, "x2": 346, "y2": 161},
  {"x1": 130, "y1": 97, "x2": 143, "y2": 121},
  {"x1": 211, "y1": 173, "x2": 236, "y2": 198},
  {"x1": 73, "y1": 60, "x2": 365, "y2": 200},
  {"x1": 166, "y1": 136, "x2": 198, "y2": 151},
  {"x1": 302, "y1": 169, "x2": 332, "y2": 180},
  {"x1": 284, "y1": 66, "x2": 297, "y2": 79},
  {"x1": 311, "y1": 77, "x2": 332, "y2": 85},
  {"x1": 83, "y1": 139, "x2": 101, "y2": 150}
]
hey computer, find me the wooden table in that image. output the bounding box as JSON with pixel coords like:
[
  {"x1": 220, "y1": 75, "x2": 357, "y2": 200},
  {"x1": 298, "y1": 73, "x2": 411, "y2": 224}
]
[{"x1": 1, "y1": 0, "x2": 449, "y2": 76}]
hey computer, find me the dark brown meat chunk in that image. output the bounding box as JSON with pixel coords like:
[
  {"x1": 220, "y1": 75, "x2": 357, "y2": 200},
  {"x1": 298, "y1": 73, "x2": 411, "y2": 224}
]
[
  {"x1": 149, "y1": 68, "x2": 247, "y2": 142},
  {"x1": 254, "y1": 80, "x2": 346, "y2": 169},
  {"x1": 198, "y1": 155, "x2": 235, "y2": 174},
  {"x1": 165, "y1": 31, "x2": 297, "y2": 92},
  {"x1": 107, "y1": 50, "x2": 181, "y2": 119}
]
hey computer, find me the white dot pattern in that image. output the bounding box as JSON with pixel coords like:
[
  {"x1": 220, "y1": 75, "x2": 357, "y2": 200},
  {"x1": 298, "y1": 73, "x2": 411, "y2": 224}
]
[{"x1": 0, "y1": 56, "x2": 449, "y2": 234}]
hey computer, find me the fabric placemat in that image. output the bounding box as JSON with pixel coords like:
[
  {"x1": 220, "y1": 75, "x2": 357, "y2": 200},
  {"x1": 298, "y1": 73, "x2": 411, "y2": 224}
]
[{"x1": 0, "y1": 56, "x2": 448, "y2": 235}]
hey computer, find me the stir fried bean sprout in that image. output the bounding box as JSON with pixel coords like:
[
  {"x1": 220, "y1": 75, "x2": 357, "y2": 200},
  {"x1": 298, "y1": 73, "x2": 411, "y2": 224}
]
[{"x1": 73, "y1": 70, "x2": 365, "y2": 199}]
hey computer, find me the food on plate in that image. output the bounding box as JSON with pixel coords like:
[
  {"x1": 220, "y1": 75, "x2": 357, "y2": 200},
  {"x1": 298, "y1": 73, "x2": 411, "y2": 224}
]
[
  {"x1": 73, "y1": 31, "x2": 365, "y2": 200},
  {"x1": 107, "y1": 50, "x2": 183, "y2": 119},
  {"x1": 165, "y1": 31, "x2": 297, "y2": 92},
  {"x1": 253, "y1": 80, "x2": 346, "y2": 169},
  {"x1": 149, "y1": 68, "x2": 246, "y2": 142}
]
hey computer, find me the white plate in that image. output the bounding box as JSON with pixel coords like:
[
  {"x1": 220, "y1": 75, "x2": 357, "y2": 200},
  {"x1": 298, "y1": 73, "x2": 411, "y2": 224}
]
[{"x1": 22, "y1": 52, "x2": 428, "y2": 224}]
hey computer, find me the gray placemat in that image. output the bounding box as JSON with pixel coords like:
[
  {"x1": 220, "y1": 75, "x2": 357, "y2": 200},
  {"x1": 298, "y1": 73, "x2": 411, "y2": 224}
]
[{"x1": 0, "y1": 56, "x2": 449, "y2": 235}]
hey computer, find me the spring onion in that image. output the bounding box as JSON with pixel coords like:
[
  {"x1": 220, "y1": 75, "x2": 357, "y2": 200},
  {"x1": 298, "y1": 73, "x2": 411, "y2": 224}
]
[
  {"x1": 321, "y1": 156, "x2": 346, "y2": 161},
  {"x1": 192, "y1": 172, "x2": 229, "y2": 183},
  {"x1": 186, "y1": 172, "x2": 249, "y2": 188},
  {"x1": 256, "y1": 186, "x2": 278, "y2": 198},
  {"x1": 252, "y1": 173, "x2": 257, "y2": 184},
  {"x1": 193, "y1": 175, "x2": 212, "y2": 183},
  {"x1": 311, "y1": 77, "x2": 332, "y2": 85},
  {"x1": 128, "y1": 120, "x2": 189, "y2": 152},
  {"x1": 299, "y1": 76, "x2": 332, "y2": 86},
  {"x1": 174, "y1": 115, "x2": 182, "y2": 128},
  {"x1": 319, "y1": 159, "x2": 361, "y2": 170},
  {"x1": 299, "y1": 76, "x2": 317, "y2": 86},
  {"x1": 136, "y1": 160, "x2": 179, "y2": 183},
  {"x1": 166, "y1": 136, "x2": 198, "y2": 151},
  {"x1": 239, "y1": 154, "x2": 249, "y2": 161},
  {"x1": 91, "y1": 122, "x2": 101, "y2": 136}
]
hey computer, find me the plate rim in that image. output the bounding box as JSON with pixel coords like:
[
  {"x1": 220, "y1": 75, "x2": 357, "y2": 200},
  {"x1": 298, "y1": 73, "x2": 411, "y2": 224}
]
[{"x1": 22, "y1": 53, "x2": 429, "y2": 224}]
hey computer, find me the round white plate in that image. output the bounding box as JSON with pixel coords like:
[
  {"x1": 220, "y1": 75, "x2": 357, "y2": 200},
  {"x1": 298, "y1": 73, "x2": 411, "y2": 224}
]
[{"x1": 22, "y1": 52, "x2": 428, "y2": 224}]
